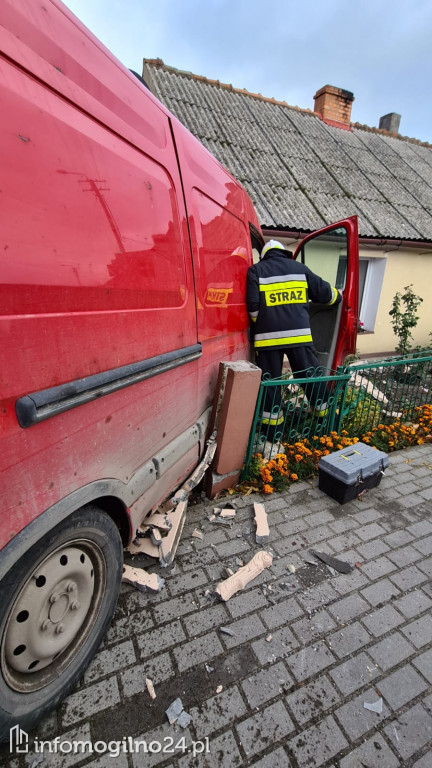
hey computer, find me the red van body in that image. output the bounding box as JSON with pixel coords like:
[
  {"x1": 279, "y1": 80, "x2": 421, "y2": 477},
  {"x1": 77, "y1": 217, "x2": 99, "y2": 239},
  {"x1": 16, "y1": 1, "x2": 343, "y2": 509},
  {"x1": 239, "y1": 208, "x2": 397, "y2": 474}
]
[{"x1": 0, "y1": 0, "x2": 358, "y2": 737}]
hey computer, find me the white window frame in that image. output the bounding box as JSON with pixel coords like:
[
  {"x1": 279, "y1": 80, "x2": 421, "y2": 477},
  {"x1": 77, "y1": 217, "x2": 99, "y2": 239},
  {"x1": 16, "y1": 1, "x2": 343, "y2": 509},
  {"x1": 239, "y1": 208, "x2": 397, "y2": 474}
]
[{"x1": 359, "y1": 257, "x2": 387, "y2": 332}]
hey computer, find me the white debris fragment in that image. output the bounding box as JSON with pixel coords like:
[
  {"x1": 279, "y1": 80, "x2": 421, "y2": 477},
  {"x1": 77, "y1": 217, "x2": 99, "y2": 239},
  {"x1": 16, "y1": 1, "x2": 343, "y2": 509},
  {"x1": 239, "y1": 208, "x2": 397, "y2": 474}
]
[
  {"x1": 216, "y1": 685, "x2": 223, "y2": 694},
  {"x1": 146, "y1": 677, "x2": 156, "y2": 700},
  {"x1": 205, "y1": 664, "x2": 214, "y2": 673},
  {"x1": 122, "y1": 565, "x2": 165, "y2": 593},
  {"x1": 266, "y1": 634, "x2": 272, "y2": 642},
  {"x1": 191, "y1": 529, "x2": 204, "y2": 539},
  {"x1": 166, "y1": 697, "x2": 184, "y2": 724},
  {"x1": 287, "y1": 564, "x2": 296, "y2": 573},
  {"x1": 363, "y1": 697, "x2": 383, "y2": 713},
  {"x1": 220, "y1": 508, "x2": 236, "y2": 518},
  {"x1": 254, "y1": 502, "x2": 269, "y2": 544}
]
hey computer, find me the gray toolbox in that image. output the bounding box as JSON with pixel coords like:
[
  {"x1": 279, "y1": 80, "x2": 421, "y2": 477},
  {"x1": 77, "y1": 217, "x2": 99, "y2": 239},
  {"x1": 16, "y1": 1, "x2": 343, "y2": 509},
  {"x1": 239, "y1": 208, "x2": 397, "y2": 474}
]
[{"x1": 318, "y1": 442, "x2": 389, "y2": 504}]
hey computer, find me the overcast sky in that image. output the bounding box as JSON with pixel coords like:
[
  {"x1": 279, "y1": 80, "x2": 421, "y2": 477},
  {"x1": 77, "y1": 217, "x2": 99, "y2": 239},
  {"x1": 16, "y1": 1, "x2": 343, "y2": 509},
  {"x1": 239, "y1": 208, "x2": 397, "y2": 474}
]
[{"x1": 63, "y1": 0, "x2": 432, "y2": 144}]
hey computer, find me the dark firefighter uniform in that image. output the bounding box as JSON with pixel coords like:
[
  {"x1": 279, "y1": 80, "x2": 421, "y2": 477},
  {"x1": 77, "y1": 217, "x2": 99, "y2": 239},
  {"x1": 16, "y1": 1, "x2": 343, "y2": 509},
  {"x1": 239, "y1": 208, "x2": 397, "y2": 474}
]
[{"x1": 246, "y1": 240, "x2": 341, "y2": 443}]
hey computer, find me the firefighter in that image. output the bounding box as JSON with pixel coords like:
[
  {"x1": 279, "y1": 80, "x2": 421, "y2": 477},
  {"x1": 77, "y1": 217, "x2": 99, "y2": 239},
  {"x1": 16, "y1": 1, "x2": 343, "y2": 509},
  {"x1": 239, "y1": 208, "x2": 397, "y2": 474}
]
[{"x1": 246, "y1": 239, "x2": 342, "y2": 457}]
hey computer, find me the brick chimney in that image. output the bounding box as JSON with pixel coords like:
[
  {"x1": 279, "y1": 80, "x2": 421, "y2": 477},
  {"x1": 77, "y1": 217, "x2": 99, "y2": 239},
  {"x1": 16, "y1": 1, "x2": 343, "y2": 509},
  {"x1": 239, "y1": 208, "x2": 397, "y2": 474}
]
[
  {"x1": 313, "y1": 85, "x2": 354, "y2": 125},
  {"x1": 379, "y1": 112, "x2": 401, "y2": 134}
]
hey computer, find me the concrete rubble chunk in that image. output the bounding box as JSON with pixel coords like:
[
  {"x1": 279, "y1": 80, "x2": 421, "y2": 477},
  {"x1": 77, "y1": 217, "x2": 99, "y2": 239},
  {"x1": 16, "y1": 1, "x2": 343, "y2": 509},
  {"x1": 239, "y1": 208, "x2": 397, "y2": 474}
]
[
  {"x1": 121, "y1": 565, "x2": 165, "y2": 593},
  {"x1": 254, "y1": 502, "x2": 270, "y2": 544},
  {"x1": 165, "y1": 697, "x2": 184, "y2": 724},
  {"x1": 176, "y1": 710, "x2": 192, "y2": 728},
  {"x1": 145, "y1": 677, "x2": 156, "y2": 700},
  {"x1": 215, "y1": 551, "x2": 273, "y2": 601}
]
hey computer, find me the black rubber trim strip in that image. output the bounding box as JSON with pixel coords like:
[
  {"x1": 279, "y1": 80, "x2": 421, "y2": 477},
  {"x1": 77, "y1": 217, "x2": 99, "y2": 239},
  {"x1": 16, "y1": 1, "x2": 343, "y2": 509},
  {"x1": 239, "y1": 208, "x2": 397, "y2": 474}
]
[{"x1": 15, "y1": 343, "x2": 202, "y2": 428}]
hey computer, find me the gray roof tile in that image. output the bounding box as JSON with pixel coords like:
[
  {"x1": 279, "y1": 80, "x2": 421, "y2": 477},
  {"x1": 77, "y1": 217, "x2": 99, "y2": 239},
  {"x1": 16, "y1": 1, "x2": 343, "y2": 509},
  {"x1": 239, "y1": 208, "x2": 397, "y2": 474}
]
[{"x1": 145, "y1": 61, "x2": 432, "y2": 241}]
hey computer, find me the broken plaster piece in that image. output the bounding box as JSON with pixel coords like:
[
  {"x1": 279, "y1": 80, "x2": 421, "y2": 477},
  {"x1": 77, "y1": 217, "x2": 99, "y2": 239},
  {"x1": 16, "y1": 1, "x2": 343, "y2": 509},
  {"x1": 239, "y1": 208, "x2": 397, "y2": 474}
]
[
  {"x1": 363, "y1": 697, "x2": 383, "y2": 713},
  {"x1": 215, "y1": 551, "x2": 273, "y2": 601},
  {"x1": 287, "y1": 564, "x2": 296, "y2": 574},
  {"x1": 254, "y1": 503, "x2": 269, "y2": 545},
  {"x1": 178, "y1": 432, "x2": 217, "y2": 495},
  {"x1": 216, "y1": 685, "x2": 223, "y2": 694},
  {"x1": 166, "y1": 698, "x2": 184, "y2": 725},
  {"x1": 160, "y1": 500, "x2": 188, "y2": 566},
  {"x1": 122, "y1": 565, "x2": 165, "y2": 593},
  {"x1": 220, "y1": 508, "x2": 236, "y2": 519},
  {"x1": 176, "y1": 710, "x2": 192, "y2": 729},
  {"x1": 126, "y1": 537, "x2": 160, "y2": 558},
  {"x1": 146, "y1": 678, "x2": 156, "y2": 700},
  {"x1": 143, "y1": 513, "x2": 172, "y2": 532},
  {"x1": 192, "y1": 529, "x2": 204, "y2": 539}
]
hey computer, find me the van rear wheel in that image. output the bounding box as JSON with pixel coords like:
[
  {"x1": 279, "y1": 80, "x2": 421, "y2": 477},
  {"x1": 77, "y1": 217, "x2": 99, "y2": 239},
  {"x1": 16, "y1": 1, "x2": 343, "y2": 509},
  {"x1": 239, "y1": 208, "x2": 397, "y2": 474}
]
[{"x1": 0, "y1": 506, "x2": 123, "y2": 741}]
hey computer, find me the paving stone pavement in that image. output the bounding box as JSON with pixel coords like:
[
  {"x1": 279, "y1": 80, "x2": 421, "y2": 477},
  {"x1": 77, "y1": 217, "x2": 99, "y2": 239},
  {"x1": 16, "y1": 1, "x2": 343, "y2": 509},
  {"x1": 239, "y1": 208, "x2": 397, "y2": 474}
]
[{"x1": 2, "y1": 444, "x2": 432, "y2": 767}]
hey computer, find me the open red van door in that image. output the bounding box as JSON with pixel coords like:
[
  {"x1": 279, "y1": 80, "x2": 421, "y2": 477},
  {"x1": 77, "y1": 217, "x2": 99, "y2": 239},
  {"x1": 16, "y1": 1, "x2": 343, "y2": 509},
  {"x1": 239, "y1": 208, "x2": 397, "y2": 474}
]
[{"x1": 293, "y1": 216, "x2": 359, "y2": 371}]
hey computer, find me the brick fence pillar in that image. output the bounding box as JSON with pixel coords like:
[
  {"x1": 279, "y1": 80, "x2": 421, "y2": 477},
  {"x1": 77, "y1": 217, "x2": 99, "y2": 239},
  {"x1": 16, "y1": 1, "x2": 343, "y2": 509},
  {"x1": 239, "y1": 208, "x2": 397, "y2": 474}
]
[{"x1": 206, "y1": 360, "x2": 261, "y2": 498}]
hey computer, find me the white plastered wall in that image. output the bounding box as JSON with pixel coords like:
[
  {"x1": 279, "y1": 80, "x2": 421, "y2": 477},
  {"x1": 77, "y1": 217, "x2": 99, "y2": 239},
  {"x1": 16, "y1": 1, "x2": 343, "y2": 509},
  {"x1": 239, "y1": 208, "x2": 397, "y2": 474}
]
[
  {"x1": 357, "y1": 246, "x2": 432, "y2": 355},
  {"x1": 262, "y1": 235, "x2": 432, "y2": 356}
]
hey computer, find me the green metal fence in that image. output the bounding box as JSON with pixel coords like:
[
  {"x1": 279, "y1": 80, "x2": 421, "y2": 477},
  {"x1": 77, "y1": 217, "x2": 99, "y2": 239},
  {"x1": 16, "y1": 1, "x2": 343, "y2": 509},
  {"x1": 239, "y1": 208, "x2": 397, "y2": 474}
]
[{"x1": 243, "y1": 351, "x2": 432, "y2": 476}]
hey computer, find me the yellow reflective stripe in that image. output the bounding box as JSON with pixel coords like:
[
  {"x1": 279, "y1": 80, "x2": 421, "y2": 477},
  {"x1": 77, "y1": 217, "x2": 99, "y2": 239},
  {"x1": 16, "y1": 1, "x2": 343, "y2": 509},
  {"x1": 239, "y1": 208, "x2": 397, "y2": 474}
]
[
  {"x1": 259, "y1": 281, "x2": 307, "y2": 292},
  {"x1": 255, "y1": 334, "x2": 313, "y2": 347},
  {"x1": 327, "y1": 287, "x2": 338, "y2": 305},
  {"x1": 262, "y1": 415, "x2": 284, "y2": 425}
]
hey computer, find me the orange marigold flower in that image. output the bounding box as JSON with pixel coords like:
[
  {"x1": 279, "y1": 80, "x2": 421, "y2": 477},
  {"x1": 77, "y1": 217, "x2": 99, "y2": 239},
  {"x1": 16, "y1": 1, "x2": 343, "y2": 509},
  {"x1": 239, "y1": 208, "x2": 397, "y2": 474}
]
[
  {"x1": 290, "y1": 473, "x2": 298, "y2": 481},
  {"x1": 263, "y1": 484, "x2": 274, "y2": 494}
]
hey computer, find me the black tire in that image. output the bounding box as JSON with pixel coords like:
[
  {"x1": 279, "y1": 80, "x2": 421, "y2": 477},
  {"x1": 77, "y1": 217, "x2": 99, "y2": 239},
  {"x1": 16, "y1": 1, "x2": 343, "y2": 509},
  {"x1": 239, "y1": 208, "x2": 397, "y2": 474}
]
[{"x1": 0, "y1": 505, "x2": 123, "y2": 741}]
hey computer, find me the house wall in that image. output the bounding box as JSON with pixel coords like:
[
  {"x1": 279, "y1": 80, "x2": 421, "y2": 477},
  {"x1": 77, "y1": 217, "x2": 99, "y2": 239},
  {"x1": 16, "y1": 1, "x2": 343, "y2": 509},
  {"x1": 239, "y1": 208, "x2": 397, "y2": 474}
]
[
  {"x1": 262, "y1": 234, "x2": 432, "y2": 357},
  {"x1": 357, "y1": 246, "x2": 432, "y2": 356}
]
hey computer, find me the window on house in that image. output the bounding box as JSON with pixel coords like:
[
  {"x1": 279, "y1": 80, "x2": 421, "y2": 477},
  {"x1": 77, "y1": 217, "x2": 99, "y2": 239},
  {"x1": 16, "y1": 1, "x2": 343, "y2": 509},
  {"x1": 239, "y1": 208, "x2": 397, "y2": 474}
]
[{"x1": 358, "y1": 257, "x2": 387, "y2": 332}]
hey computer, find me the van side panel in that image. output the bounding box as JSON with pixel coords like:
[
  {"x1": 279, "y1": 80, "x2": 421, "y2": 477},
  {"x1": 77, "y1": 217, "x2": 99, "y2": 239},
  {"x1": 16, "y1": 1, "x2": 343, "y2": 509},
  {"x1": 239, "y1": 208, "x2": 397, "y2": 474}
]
[
  {"x1": 170, "y1": 117, "x2": 256, "y2": 407},
  {"x1": 0, "y1": 53, "x2": 199, "y2": 548}
]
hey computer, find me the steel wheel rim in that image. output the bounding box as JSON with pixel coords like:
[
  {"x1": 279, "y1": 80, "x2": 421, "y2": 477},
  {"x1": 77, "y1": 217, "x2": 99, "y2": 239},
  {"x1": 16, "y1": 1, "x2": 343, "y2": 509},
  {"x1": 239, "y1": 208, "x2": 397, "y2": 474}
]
[{"x1": 1, "y1": 539, "x2": 106, "y2": 693}]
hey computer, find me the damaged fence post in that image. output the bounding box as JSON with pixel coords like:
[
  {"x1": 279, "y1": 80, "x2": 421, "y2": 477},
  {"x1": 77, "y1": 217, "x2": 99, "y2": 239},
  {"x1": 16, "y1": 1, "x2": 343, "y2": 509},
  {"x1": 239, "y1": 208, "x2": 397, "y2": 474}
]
[
  {"x1": 206, "y1": 361, "x2": 261, "y2": 498},
  {"x1": 215, "y1": 551, "x2": 273, "y2": 601}
]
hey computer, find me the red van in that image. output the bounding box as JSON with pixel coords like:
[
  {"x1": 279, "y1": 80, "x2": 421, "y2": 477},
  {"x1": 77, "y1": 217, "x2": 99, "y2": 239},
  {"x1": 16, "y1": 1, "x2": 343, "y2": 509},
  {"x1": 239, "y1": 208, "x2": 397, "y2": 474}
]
[{"x1": 0, "y1": 0, "x2": 358, "y2": 737}]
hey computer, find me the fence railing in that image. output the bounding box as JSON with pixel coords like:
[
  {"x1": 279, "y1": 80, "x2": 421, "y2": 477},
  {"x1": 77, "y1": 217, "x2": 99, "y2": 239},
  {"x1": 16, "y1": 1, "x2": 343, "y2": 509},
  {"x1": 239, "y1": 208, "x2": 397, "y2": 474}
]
[{"x1": 242, "y1": 351, "x2": 432, "y2": 478}]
